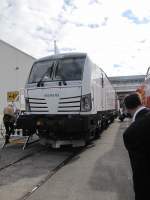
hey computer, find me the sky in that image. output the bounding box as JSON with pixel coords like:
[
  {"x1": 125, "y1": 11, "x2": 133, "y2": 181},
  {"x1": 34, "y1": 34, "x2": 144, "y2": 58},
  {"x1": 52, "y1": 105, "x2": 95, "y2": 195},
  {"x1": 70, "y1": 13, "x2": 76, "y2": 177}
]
[{"x1": 0, "y1": 0, "x2": 150, "y2": 76}]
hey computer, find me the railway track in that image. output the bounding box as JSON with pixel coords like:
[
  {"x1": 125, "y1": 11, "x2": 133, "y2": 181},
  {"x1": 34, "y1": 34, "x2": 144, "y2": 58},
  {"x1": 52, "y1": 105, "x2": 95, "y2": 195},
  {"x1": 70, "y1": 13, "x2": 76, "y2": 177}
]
[
  {"x1": 0, "y1": 148, "x2": 45, "y2": 172},
  {"x1": 18, "y1": 144, "x2": 94, "y2": 200},
  {"x1": 0, "y1": 136, "x2": 94, "y2": 200}
]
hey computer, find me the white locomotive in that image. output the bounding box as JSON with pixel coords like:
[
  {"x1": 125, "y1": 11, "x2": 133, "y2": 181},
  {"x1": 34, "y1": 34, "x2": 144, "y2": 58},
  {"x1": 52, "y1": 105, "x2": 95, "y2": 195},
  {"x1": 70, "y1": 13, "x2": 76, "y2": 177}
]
[{"x1": 17, "y1": 53, "x2": 118, "y2": 147}]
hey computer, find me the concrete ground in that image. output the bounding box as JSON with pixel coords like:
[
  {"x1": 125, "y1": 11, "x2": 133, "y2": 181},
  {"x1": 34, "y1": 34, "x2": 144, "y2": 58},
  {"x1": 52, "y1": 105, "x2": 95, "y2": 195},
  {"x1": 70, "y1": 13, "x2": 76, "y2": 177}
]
[{"x1": 27, "y1": 120, "x2": 134, "y2": 200}]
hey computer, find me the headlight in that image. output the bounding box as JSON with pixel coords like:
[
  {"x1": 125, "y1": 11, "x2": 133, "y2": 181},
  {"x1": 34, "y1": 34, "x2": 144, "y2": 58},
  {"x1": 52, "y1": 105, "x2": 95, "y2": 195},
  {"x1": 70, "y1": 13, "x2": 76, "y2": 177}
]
[{"x1": 81, "y1": 93, "x2": 92, "y2": 112}]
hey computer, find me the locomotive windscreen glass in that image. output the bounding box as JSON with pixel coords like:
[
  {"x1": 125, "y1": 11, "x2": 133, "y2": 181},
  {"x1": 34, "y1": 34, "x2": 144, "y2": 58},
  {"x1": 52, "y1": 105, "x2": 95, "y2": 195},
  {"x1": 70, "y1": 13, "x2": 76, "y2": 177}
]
[
  {"x1": 54, "y1": 57, "x2": 85, "y2": 81},
  {"x1": 28, "y1": 60, "x2": 54, "y2": 83},
  {"x1": 28, "y1": 56, "x2": 85, "y2": 84}
]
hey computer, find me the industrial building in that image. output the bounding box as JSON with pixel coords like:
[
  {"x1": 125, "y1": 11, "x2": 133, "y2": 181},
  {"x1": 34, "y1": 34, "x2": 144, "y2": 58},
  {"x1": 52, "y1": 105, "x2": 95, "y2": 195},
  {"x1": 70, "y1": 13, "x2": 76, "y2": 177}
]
[
  {"x1": 0, "y1": 39, "x2": 36, "y2": 113},
  {"x1": 109, "y1": 75, "x2": 145, "y2": 106}
]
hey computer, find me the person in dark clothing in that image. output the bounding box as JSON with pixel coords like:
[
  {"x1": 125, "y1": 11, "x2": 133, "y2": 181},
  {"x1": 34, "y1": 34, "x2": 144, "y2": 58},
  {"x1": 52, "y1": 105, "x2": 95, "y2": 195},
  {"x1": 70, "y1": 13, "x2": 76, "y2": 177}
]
[
  {"x1": 3, "y1": 104, "x2": 16, "y2": 144},
  {"x1": 123, "y1": 93, "x2": 150, "y2": 200},
  {"x1": 119, "y1": 112, "x2": 127, "y2": 121}
]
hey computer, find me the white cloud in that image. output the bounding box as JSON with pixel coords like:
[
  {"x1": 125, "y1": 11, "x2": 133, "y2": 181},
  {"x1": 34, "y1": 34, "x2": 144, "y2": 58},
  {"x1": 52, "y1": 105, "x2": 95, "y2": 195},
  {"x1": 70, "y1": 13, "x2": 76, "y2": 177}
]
[{"x1": 0, "y1": 0, "x2": 150, "y2": 76}]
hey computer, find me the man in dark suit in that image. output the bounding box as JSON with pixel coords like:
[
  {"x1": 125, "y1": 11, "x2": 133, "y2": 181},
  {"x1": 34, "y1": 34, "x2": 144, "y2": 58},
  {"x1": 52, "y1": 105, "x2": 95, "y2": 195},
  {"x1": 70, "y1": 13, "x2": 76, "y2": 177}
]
[{"x1": 123, "y1": 93, "x2": 150, "y2": 200}]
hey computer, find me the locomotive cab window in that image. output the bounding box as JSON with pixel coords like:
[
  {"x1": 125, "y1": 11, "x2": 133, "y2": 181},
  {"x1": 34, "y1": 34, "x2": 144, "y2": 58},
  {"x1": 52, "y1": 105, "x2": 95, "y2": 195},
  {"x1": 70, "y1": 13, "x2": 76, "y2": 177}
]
[
  {"x1": 28, "y1": 60, "x2": 55, "y2": 83},
  {"x1": 54, "y1": 57, "x2": 85, "y2": 81}
]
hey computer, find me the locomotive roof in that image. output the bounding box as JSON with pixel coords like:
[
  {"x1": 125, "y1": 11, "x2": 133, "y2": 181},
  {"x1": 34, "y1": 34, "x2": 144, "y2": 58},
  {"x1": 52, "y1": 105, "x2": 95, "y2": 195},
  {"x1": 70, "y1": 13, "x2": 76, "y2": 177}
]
[{"x1": 35, "y1": 52, "x2": 87, "y2": 63}]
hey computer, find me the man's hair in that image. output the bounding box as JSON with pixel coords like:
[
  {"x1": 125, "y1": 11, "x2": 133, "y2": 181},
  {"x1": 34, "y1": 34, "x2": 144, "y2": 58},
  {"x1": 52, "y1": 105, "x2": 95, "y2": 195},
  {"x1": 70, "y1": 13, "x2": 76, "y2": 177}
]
[{"x1": 124, "y1": 93, "x2": 142, "y2": 109}]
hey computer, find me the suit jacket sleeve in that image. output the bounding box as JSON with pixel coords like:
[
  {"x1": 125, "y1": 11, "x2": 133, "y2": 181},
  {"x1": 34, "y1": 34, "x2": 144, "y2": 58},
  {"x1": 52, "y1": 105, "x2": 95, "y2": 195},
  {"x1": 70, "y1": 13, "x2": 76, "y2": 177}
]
[{"x1": 123, "y1": 114, "x2": 150, "y2": 154}]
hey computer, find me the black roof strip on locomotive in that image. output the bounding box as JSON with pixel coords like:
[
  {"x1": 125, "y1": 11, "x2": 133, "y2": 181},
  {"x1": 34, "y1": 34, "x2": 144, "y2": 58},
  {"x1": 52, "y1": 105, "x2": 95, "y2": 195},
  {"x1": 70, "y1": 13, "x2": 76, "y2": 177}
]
[
  {"x1": 60, "y1": 96, "x2": 81, "y2": 100},
  {"x1": 59, "y1": 101, "x2": 80, "y2": 104},
  {"x1": 30, "y1": 110, "x2": 49, "y2": 112},
  {"x1": 58, "y1": 106, "x2": 80, "y2": 108},
  {"x1": 28, "y1": 97, "x2": 45, "y2": 100},
  {"x1": 29, "y1": 102, "x2": 47, "y2": 104},
  {"x1": 30, "y1": 106, "x2": 48, "y2": 108},
  {"x1": 57, "y1": 110, "x2": 80, "y2": 112}
]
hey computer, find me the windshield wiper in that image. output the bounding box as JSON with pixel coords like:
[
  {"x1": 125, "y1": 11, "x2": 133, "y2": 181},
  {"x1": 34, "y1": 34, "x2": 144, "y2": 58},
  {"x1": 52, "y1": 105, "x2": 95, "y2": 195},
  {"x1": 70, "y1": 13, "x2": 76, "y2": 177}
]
[
  {"x1": 37, "y1": 63, "x2": 54, "y2": 87},
  {"x1": 55, "y1": 62, "x2": 67, "y2": 86},
  {"x1": 61, "y1": 75, "x2": 67, "y2": 85}
]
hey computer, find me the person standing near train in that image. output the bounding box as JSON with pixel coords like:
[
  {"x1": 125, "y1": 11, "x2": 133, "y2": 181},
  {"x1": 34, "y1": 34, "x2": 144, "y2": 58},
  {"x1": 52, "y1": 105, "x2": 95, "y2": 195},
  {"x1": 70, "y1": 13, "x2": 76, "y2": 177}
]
[
  {"x1": 123, "y1": 93, "x2": 150, "y2": 200},
  {"x1": 3, "y1": 103, "x2": 16, "y2": 144}
]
